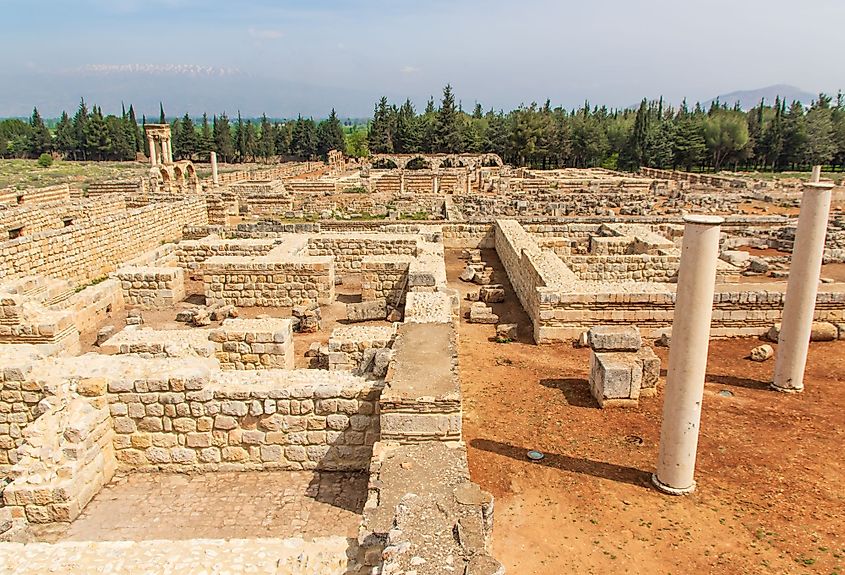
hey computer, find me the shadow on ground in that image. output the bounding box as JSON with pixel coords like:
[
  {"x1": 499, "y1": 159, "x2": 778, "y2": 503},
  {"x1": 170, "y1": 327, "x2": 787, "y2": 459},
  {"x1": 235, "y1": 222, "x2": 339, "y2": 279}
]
[
  {"x1": 539, "y1": 378, "x2": 599, "y2": 408},
  {"x1": 470, "y1": 438, "x2": 651, "y2": 488}
]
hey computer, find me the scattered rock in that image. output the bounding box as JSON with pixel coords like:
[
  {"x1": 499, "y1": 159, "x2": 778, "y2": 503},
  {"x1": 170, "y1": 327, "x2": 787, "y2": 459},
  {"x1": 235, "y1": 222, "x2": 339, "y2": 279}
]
[
  {"x1": 653, "y1": 328, "x2": 671, "y2": 348},
  {"x1": 459, "y1": 266, "x2": 476, "y2": 282},
  {"x1": 720, "y1": 250, "x2": 750, "y2": 268},
  {"x1": 479, "y1": 284, "x2": 505, "y2": 304},
  {"x1": 750, "y1": 344, "x2": 774, "y2": 362},
  {"x1": 386, "y1": 307, "x2": 402, "y2": 323},
  {"x1": 95, "y1": 326, "x2": 115, "y2": 346},
  {"x1": 468, "y1": 302, "x2": 498, "y2": 324},
  {"x1": 748, "y1": 257, "x2": 769, "y2": 274},
  {"x1": 495, "y1": 323, "x2": 517, "y2": 342}
]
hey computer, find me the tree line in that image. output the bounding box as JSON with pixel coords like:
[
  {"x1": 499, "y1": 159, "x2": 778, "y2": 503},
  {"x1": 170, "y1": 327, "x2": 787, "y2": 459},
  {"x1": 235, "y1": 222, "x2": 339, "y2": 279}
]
[
  {"x1": 366, "y1": 85, "x2": 845, "y2": 172},
  {"x1": 2, "y1": 85, "x2": 844, "y2": 172},
  {"x1": 0, "y1": 100, "x2": 346, "y2": 163}
]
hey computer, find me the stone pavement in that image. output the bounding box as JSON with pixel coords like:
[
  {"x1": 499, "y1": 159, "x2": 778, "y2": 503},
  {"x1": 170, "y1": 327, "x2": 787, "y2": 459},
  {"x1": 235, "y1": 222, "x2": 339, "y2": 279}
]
[{"x1": 31, "y1": 471, "x2": 367, "y2": 543}]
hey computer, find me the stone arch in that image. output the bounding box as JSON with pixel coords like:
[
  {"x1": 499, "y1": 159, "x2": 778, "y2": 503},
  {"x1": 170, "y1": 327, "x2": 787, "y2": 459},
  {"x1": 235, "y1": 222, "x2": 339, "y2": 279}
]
[
  {"x1": 172, "y1": 165, "x2": 185, "y2": 191},
  {"x1": 372, "y1": 156, "x2": 400, "y2": 169},
  {"x1": 184, "y1": 162, "x2": 200, "y2": 192},
  {"x1": 405, "y1": 156, "x2": 431, "y2": 170},
  {"x1": 481, "y1": 153, "x2": 504, "y2": 167}
]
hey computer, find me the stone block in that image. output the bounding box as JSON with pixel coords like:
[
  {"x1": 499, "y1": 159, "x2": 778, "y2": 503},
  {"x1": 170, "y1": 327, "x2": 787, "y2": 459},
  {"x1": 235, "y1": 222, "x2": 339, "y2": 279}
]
[
  {"x1": 589, "y1": 352, "x2": 642, "y2": 407},
  {"x1": 346, "y1": 299, "x2": 387, "y2": 322},
  {"x1": 587, "y1": 325, "x2": 642, "y2": 352}
]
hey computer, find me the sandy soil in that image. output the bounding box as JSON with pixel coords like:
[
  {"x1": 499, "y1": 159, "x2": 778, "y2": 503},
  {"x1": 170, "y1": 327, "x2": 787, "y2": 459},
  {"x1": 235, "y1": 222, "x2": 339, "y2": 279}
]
[{"x1": 447, "y1": 249, "x2": 845, "y2": 575}]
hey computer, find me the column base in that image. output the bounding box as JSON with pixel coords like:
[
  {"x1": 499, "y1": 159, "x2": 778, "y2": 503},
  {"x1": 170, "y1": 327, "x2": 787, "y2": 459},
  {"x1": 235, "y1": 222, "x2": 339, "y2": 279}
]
[
  {"x1": 770, "y1": 382, "x2": 804, "y2": 394},
  {"x1": 651, "y1": 473, "x2": 695, "y2": 496}
]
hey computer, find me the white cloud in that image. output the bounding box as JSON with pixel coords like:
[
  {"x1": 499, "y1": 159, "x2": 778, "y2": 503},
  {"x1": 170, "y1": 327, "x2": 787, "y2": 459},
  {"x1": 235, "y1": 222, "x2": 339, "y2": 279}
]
[
  {"x1": 67, "y1": 64, "x2": 241, "y2": 77},
  {"x1": 400, "y1": 66, "x2": 420, "y2": 75},
  {"x1": 248, "y1": 27, "x2": 283, "y2": 40}
]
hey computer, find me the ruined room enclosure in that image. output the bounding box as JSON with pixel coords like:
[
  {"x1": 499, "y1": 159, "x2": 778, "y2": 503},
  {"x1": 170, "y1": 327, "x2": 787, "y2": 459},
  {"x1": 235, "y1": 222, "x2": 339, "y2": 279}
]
[{"x1": 0, "y1": 208, "x2": 498, "y2": 573}]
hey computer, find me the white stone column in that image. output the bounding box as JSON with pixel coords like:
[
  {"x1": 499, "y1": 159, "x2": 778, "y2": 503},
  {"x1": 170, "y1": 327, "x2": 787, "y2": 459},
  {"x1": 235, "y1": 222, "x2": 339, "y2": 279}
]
[
  {"x1": 210, "y1": 151, "x2": 219, "y2": 186},
  {"x1": 148, "y1": 137, "x2": 158, "y2": 166},
  {"x1": 166, "y1": 139, "x2": 174, "y2": 164},
  {"x1": 432, "y1": 173, "x2": 439, "y2": 194},
  {"x1": 772, "y1": 182, "x2": 834, "y2": 393},
  {"x1": 653, "y1": 214, "x2": 724, "y2": 495},
  {"x1": 811, "y1": 165, "x2": 822, "y2": 183}
]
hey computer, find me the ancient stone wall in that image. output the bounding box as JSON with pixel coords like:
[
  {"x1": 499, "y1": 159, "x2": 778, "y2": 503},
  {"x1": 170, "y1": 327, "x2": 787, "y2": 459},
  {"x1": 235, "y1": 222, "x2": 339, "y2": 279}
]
[
  {"x1": 0, "y1": 198, "x2": 207, "y2": 284},
  {"x1": 113, "y1": 266, "x2": 185, "y2": 308},
  {"x1": 209, "y1": 318, "x2": 294, "y2": 370},
  {"x1": 203, "y1": 257, "x2": 335, "y2": 307},
  {"x1": 361, "y1": 257, "x2": 411, "y2": 304},
  {"x1": 3, "y1": 395, "x2": 116, "y2": 524},
  {"x1": 0, "y1": 184, "x2": 71, "y2": 208},
  {"x1": 0, "y1": 195, "x2": 128, "y2": 238},
  {"x1": 176, "y1": 239, "x2": 279, "y2": 271},
  {"x1": 306, "y1": 235, "x2": 418, "y2": 272}
]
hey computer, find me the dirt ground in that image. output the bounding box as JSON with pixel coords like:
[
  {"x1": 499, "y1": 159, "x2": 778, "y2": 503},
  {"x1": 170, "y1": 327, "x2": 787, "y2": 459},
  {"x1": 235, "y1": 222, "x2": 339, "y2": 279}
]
[
  {"x1": 447, "y1": 249, "x2": 845, "y2": 575},
  {"x1": 81, "y1": 275, "x2": 390, "y2": 367}
]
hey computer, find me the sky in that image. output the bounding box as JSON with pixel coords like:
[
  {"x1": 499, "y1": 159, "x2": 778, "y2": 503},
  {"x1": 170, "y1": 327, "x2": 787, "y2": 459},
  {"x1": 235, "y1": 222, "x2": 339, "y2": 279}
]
[{"x1": 1, "y1": 0, "x2": 843, "y2": 118}]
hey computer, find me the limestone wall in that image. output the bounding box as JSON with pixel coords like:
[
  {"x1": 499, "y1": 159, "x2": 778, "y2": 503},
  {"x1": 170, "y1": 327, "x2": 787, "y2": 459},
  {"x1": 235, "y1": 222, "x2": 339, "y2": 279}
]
[
  {"x1": 0, "y1": 184, "x2": 71, "y2": 208},
  {"x1": 306, "y1": 235, "x2": 418, "y2": 272},
  {"x1": 113, "y1": 266, "x2": 185, "y2": 308},
  {"x1": 0, "y1": 198, "x2": 208, "y2": 284},
  {"x1": 441, "y1": 223, "x2": 496, "y2": 249},
  {"x1": 176, "y1": 239, "x2": 278, "y2": 271},
  {"x1": 2, "y1": 396, "x2": 116, "y2": 524},
  {"x1": 209, "y1": 318, "x2": 294, "y2": 370},
  {"x1": 0, "y1": 195, "x2": 127, "y2": 237},
  {"x1": 0, "y1": 346, "x2": 53, "y2": 469},
  {"x1": 203, "y1": 256, "x2": 335, "y2": 307},
  {"x1": 361, "y1": 257, "x2": 411, "y2": 304}
]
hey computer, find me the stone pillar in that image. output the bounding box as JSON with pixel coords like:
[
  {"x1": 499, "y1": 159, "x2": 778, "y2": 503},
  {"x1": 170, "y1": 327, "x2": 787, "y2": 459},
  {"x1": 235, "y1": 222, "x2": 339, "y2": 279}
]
[
  {"x1": 465, "y1": 172, "x2": 471, "y2": 194},
  {"x1": 432, "y1": 173, "x2": 439, "y2": 194},
  {"x1": 811, "y1": 165, "x2": 821, "y2": 183},
  {"x1": 148, "y1": 137, "x2": 158, "y2": 166},
  {"x1": 211, "y1": 151, "x2": 219, "y2": 186},
  {"x1": 653, "y1": 214, "x2": 723, "y2": 495},
  {"x1": 166, "y1": 139, "x2": 174, "y2": 164},
  {"x1": 400, "y1": 170, "x2": 405, "y2": 194},
  {"x1": 772, "y1": 182, "x2": 834, "y2": 393}
]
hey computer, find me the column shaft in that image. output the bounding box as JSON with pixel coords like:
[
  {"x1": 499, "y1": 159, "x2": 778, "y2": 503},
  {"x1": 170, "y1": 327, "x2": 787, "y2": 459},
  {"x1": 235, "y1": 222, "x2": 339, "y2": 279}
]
[
  {"x1": 653, "y1": 214, "x2": 723, "y2": 495},
  {"x1": 148, "y1": 137, "x2": 157, "y2": 166},
  {"x1": 772, "y1": 183, "x2": 834, "y2": 392}
]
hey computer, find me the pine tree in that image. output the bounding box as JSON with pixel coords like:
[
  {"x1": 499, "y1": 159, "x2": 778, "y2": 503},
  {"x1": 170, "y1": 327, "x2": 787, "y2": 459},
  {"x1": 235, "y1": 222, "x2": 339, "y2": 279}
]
[
  {"x1": 213, "y1": 113, "x2": 235, "y2": 162},
  {"x1": 258, "y1": 114, "x2": 276, "y2": 161},
  {"x1": 128, "y1": 105, "x2": 142, "y2": 153},
  {"x1": 243, "y1": 120, "x2": 258, "y2": 162},
  {"x1": 200, "y1": 113, "x2": 213, "y2": 154},
  {"x1": 159, "y1": 103, "x2": 166, "y2": 124},
  {"x1": 28, "y1": 107, "x2": 52, "y2": 156},
  {"x1": 368, "y1": 98, "x2": 394, "y2": 153},
  {"x1": 394, "y1": 100, "x2": 421, "y2": 154},
  {"x1": 72, "y1": 98, "x2": 89, "y2": 160},
  {"x1": 234, "y1": 112, "x2": 246, "y2": 162},
  {"x1": 176, "y1": 113, "x2": 198, "y2": 160},
  {"x1": 274, "y1": 122, "x2": 293, "y2": 156},
  {"x1": 55, "y1": 111, "x2": 76, "y2": 158},
  {"x1": 316, "y1": 109, "x2": 346, "y2": 157},
  {"x1": 84, "y1": 106, "x2": 111, "y2": 160},
  {"x1": 435, "y1": 84, "x2": 463, "y2": 153},
  {"x1": 804, "y1": 94, "x2": 836, "y2": 166}
]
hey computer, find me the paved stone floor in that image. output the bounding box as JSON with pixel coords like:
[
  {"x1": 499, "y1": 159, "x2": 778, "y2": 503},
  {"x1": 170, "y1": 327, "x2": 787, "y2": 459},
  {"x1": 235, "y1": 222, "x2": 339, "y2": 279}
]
[{"x1": 32, "y1": 471, "x2": 367, "y2": 543}]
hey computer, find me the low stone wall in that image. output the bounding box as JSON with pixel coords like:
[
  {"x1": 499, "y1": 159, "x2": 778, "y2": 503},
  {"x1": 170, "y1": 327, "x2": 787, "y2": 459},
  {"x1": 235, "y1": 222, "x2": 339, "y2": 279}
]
[
  {"x1": 0, "y1": 184, "x2": 71, "y2": 209},
  {"x1": 176, "y1": 239, "x2": 278, "y2": 271},
  {"x1": 361, "y1": 257, "x2": 411, "y2": 304},
  {"x1": 307, "y1": 235, "x2": 418, "y2": 272},
  {"x1": 327, "y1": 325, "x2": 396, "y2": 372},
  {"x1": 380, "y1": 323, "x2": 461, "y2": 443},
  {"x1": 2, "y1": 395, "x2": 116, "y2": 524},
  {"x1": 113, "y1": 266, "x2": 185, "y2": 308},
  {"x1": 0, "y1": 346, "x2": 53, "y2": 469},
  {"x1": 561, "y1": 254, "x2": 741, "y2": 283},
  {"x1": 209, "y1": 318, "x2": 294, "y2": 370},
  {"x1": 441, "y1": 223, "x2": 495, "y2": 249},
  {"x1": 203, "y1": 256, "x2": 335, "y2": 307},
  {"x1": 99, "y1": 327, "x2": 215, "y2": 358},
  {"x1": 29, "y1": 355, "x2": 381, "y2": 473}
]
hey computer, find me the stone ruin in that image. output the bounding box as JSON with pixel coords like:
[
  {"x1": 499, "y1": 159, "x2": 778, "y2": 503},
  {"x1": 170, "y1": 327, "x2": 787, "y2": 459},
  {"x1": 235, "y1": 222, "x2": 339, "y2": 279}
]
[{"x1": 0, "y1": 153, "x2": 843, "y2": 572}]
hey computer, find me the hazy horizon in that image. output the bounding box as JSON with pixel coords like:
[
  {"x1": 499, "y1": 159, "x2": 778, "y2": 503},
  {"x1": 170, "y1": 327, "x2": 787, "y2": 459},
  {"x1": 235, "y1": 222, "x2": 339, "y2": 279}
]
[{"x1": 2, "y1": 0, "x2": 843, "y2": 118}]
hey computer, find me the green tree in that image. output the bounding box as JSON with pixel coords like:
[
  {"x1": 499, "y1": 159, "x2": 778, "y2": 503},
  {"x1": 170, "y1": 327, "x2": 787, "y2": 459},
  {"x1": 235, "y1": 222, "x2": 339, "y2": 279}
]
[
  {"x1": 803, "y1": 94, "x2": 836, "y2": 166},
  {"x1": 316, "y1": 108, "x2": 346, "y2": 157},
  {"x1": 346, "y1": 126, "x2": 369, "y2": 158},
  {"x1": 175, "y1": 113, "x2": 198, "y2": 160},
  {"x1": 672, "y1": 116, "x2": 706, "y2": 171},
  {"x1": 27, "y1": 107, "x2": 52, "y2": 156},
  {"x1": 55, "y1": 111, "x2": 76, "y2": 158},
  {"x1": 159, "y1": 102, "x2": 166, "y2": 124},
  {"x1": 84, "y1": 106, "x2": 111, "y2": 160},
  {"x1": 368, "y1": 97, "x2": 394, "y2": 153},
  {"x1": 213, "y1": 113, "x2": 235, "y2": 162},
  {"x1": 781, "y1": 100, "x2": 808, "y2": 169},
  {"x1": 128, "y1": 105, "x2": 142, "y2": 153},
  {"x1": 703, "y1": 110, "x2": 749, "y2": 170},
  {"x1": 435, "y1": 84, "x2": 463, "y2": 153}
]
